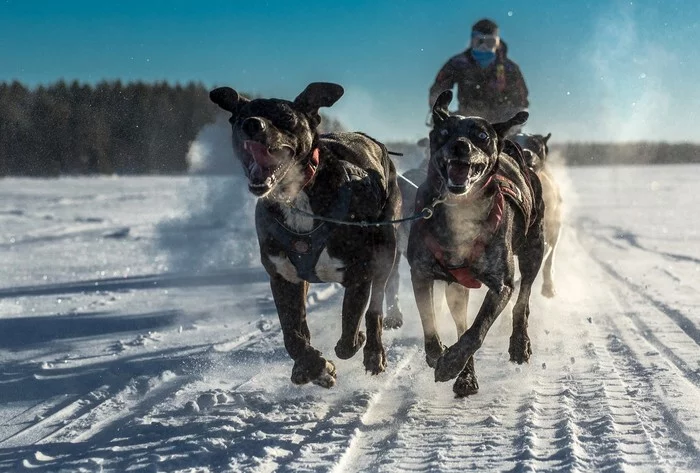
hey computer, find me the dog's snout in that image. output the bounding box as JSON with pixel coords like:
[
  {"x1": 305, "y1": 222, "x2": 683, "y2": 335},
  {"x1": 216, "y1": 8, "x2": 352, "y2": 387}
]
[
  {"x1": 242, "y1": 117, "x2": 266, "y2": 136},
  {"x1": 452, "y1": 139, "x2": 472, "y2": 158}
]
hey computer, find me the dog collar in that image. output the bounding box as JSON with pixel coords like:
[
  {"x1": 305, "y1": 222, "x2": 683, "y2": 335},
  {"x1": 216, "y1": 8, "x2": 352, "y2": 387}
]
[{"x1": 301, "y1": 148, "x2": 320, "y2": 189}]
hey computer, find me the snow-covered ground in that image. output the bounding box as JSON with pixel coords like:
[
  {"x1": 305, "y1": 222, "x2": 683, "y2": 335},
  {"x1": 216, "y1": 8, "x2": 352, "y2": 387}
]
[{"x1": 0, "y1": 164, "x2": 699, "y2": 472}]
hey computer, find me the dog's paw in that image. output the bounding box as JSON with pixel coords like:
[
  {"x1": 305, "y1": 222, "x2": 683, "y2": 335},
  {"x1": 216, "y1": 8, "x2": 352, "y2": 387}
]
[
  {"x1": 508, "y1": 334, "x2": 532, "y2": 364},
  {"x1": 383, "y1": 306, "x2": 403, "y2": 330},
  {"x1": 425, "y1": 342, "x2": 446, "y2": 368},
  {"x1": 434, "y1": 346, "x2": 467, "y2": 382},
  {"x1": 334, "y1": 331, "x2": 366, "y2": 360},
  {"x1": 363, "y1": 346, "x2": 387, "y2": 375},
  {"x1": 541, "y1": 284, "x2": 556, "y2": 298},
  {"x1": 311, "y1": 360, "x2": 337, "y2": 389},
  {"x1": 291, "y1": 352, "x2": 329, "y2": 385},
  {"x1": 453, "y1": 371, "x2": 479, "y2": 398}
]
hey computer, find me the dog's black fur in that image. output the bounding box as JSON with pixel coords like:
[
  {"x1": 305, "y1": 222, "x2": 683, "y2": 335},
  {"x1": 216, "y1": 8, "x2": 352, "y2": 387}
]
[
  {"x1": 407, "y1": 90, "x2": 545, "y2": 397},
  {"x1": 512, "y1": 132, "x2": 562, "y2": 297},
  {"x1": 210, "y1": 83, "x2": 401, "y2": 388}
]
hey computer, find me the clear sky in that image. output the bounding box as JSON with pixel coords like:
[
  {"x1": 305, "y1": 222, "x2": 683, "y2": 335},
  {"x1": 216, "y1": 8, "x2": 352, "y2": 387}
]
[{"x1": 2, "y1": 0, "x2": 699, "y2": 143}]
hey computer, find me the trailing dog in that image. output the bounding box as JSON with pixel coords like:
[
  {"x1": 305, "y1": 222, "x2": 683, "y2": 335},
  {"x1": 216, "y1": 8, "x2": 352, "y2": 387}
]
[
  {"x1": 209, "y1": 82, "x2": 401, "y2": 388},
  {"x1": 385, "y1": 137, "x2": 430, "y2": 327},
  {"x1": 407, "y1": 90, "x2": 545, "y2": 397},
  {"x1": 512, "y1": 132, "x2": 562, "y2": 298}
]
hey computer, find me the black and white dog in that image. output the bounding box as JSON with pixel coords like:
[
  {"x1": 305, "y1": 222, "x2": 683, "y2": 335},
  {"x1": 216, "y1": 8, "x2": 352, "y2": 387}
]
[
  {"x1": 512, "y1": 132, "x2": 562, "y2": 297},
  {"x1": 407, "y1": 90, "x2": 545, "y2": 397},
  {"x1": 210, "y1": 83, "x2": 401, "y2": 388}
]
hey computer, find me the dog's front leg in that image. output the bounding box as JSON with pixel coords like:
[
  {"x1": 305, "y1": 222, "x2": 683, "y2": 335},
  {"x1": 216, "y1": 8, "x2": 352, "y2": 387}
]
[
  {"x1": 269, "y1": 275, "x2": 336, "y2": 388},
  {"x1": 511, "y1": 221, "x2": 546, "y2": 363},
  {"x1": 411, "y1": 270, "x2": 444, "y2": 368},
  {"x1": 335, "y1": 280, "x2": 370, "y2": 362},
  {"x1": 434, "y1": 284, "x2": 513, "y2": 382}
]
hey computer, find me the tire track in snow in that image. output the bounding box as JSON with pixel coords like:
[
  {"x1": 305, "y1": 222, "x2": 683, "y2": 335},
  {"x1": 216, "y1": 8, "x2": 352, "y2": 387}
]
[
  {"x1": 570, "y1": 226, "x2": 700, "y2": 470},
  {"x1": 576, "y1": 222, "x2": 700, "y2": 385},
  {"x1": 596, "y1": 291, "x2": 700, "y2": 470},
  {"x1": 505, "y1": 226, "x2": 689, "y2": 472},
  {"x1": 352, "y1": 344, "x2": 525, "y2": 473},
  {"x1": 0, "y1": 319, "x2": 285, "y2": 450},
  {"x1": 221, "y1": 331, "x2": 421, "y2": 470}
]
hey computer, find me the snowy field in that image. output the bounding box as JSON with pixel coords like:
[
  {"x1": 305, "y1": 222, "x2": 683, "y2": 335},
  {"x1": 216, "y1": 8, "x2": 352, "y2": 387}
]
[{"x1": 0, "y1": 163, "x2": 699, "y2": 472}]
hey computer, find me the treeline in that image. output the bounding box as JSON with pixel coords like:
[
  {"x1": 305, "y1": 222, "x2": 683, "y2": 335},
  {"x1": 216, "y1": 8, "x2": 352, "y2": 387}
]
[
  {"x1": 553, "y1": 142, "x2": 700, "y2": 166},
  {"x1": 0, "y1": 80, "x2": 347, "y2": 177},
  {"x1": 385, "y1": 140, "x2": 700, "y2": 169},
  {"x1": 2, "y1": 80, "x2": 698, "y2": 176},
  {"x1": 0, "y1": 80, "x2": 219, "y2": 176}
]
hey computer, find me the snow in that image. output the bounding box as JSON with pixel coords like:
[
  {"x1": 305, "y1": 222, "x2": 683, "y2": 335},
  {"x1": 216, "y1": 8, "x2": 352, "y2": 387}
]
[{"x1": 0, "y1": 163, "x2": 699, "y2": 472}]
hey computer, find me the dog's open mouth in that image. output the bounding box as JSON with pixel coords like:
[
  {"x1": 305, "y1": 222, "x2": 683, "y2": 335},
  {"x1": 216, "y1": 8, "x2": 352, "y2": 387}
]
[
  {"x1": 243, "y1": 140, "x2": 295, "y2": 196},
  {"x1": 446, "y1": 160, "x2": 486, "y2": 194}
]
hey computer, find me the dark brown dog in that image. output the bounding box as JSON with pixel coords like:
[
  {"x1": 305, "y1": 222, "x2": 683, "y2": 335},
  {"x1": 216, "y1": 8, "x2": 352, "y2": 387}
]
[
  {"x1": 407, "y1": 90, "x2": 545, "y2": 397},
  {"x1": 210, "y1": 83, "x2": 401, "y2": 388},
  {"x1": 512, "y1": 133, "x2": 562, "y2": 297}
]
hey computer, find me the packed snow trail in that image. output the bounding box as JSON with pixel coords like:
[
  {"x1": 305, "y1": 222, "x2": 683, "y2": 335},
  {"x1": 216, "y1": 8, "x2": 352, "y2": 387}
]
[{"x1": 0, "y1": 167, "x2": 698, "y2": 472}]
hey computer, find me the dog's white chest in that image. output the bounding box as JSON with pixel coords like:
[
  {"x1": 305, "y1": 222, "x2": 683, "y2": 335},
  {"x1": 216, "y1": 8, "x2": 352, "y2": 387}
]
[
  {"x1": 269, "y1": 250, "x2": 345, "y2": 284},
  {"x1": 442, "y1": 196, "x2": 492, "y2": 264},
  {"x1": 269, "y1": 191, "x2": 346, "y2": 283}
]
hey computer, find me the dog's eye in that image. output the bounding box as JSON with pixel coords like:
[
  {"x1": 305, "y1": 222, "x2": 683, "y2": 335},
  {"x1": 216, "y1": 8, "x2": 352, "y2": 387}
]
[
  {"x1": 477, "y1": 132, "x2": 489, "y2": 141},
  {"x1": 440, "y1": 129, "x2": 449, "y2": 137},
  {"x1": 276, "y1": 112, "x2": 297, "y2": 129}
]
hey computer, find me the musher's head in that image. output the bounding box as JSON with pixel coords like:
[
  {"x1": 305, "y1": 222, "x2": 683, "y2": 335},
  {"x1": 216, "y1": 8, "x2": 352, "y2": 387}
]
[{"x1": 471, "y1": 18, "x2": 500, "y2": 53}]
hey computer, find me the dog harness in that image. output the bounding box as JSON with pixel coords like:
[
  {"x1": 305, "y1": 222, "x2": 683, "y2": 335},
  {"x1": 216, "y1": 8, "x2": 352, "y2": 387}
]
[
  {"x1": 416, "y1": 172, "x2": 525, "y2": 289},
  {"x1": 269, "y1": 186, "x2": 351, "y2": 283},
  {"x1": 268, "y1": 158, "x2": 376, "y2": 283}
]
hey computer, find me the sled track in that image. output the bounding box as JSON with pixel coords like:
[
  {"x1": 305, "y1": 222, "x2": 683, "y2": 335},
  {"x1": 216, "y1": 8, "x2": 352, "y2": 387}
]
[
  {"x1": 573, "y1": 227, "x2": 700, "y2": 471},
  {"x1": 2, "y1": 224, "x2": 699, "y2": 471}
]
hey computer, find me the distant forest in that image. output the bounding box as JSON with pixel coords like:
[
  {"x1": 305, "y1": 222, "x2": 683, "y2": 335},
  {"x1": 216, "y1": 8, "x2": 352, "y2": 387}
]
[
  {"x1": 551, "y1": 142, "x2": 700, "y2": 166},
  {"x1": 0, "y1": 80, "x2": 345, "y2": 176},
  {"x1": 0, "y1": 80, "x2": 698, "y2": 176}
]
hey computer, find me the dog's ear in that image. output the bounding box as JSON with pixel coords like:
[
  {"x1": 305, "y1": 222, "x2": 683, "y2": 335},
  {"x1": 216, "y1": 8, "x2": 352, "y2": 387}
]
[
  {"x1": 542, "y1": 132, "x2": 552, "y2": 145},
  {"x1": 293, "y1": 82, "x2": 344, "y2": 113},
  {"x1": 432, "y1": 90, "x2": 452, "y2": 125},
  {"x1": 210, "y1": 87, "x2": 248, "y2": 115},
  {"x1": 492, "y1": 111, "x2": 529, "y2": 140}
]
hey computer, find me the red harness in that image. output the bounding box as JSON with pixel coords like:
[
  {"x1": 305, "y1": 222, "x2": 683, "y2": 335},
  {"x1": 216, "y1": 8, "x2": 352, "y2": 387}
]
[{"x1": 417, "y1": 174, "x2": 519, "y2": 288}]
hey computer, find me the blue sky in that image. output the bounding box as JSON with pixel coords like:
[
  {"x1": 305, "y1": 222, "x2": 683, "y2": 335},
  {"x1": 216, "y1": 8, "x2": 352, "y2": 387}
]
[{"x1": 2, "y1": 0, "x2": 699, "y2": 143}]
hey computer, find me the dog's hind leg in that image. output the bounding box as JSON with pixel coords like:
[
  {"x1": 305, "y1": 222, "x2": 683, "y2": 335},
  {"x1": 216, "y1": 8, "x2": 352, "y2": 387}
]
[
  {"x1": 383, "y1": 252, "x2": 404, "y2": 329},
  {"x1": 270, "y1": 276, "x2": 336, "y2": 388},
  {"x1": 411, "y1": 271, "x2": 445, "y2": 368},
  {"x1": 453, "y1": 356, "x2": 479, "y2": 397},
  {"x1": 435, "y1": 283, "x2": 514, "y2": 382},
  {"x1": 335, "y1": 281, "x2": 370, "y2": 361},
  {"x1": 541, "y1": 223, "x2": 561, "y2": 298},
  {"x1": 362, "y1": 236, "x2": 399, "y2": 375},
  {"x1": 510, "y1": 226, "x2": 546, "y2": 364},
  {"x1": 445, "y1": 283, "x2": 469, "y2": 338},
  {"x1": 445, "y1": 284, "x2": 477, "y2": 396},
  {"x1": 444, "y1": 286, "x2": 479, "y2": 396}
]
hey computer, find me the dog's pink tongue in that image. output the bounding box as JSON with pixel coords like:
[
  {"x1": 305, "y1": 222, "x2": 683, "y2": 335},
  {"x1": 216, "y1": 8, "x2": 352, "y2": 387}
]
[
  {"x1": 244, "y1": 140, "x2": 276, "y2": 168},
  {"x1": 448, "y1": 162, "x2": 470, "y2": 185}
]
